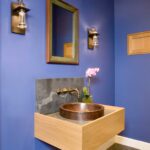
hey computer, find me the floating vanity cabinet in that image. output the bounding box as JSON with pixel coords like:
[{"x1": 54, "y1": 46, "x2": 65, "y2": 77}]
[{"x1": 34, "y1": 105, "x2": 125, "y2": 150}]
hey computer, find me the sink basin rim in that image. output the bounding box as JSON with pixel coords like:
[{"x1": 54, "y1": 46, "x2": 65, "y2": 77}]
[
  {"x1": 60, "y1": 102, "x2": 103, "y2": 112},
  {"x1": 59, "y1": 102, "x2": 104, "y2": 121}
]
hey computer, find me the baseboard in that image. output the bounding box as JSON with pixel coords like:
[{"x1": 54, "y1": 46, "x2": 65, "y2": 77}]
[
  {"x1": 93, "y1": 135, "x2": 150, "y2": 150},
  {"x1": 115, "y1": 135, "x2": 150, "y2": 150}
]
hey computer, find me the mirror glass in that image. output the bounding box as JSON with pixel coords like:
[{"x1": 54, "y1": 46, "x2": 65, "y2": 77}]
[
  {"x1": 46, "y1": 0, "x2": 79, "y2": 64},
  {"x1": 52, "y1": 4, "x2": 73, "y2": 58}
]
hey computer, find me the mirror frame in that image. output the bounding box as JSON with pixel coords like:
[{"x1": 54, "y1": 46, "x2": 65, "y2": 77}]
[{"x1": 46, "y1": 0, "x2": 79, "y2": 64}]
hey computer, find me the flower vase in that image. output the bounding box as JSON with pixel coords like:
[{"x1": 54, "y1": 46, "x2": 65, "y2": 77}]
[{"x1": 81, "y1": 87, "x2": 93, "y2": 103}]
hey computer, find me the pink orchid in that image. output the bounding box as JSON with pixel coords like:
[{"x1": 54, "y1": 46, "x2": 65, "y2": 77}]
[
  {"x1": 83, "y1": 67, "x2": 100, "y2": 103},
  {"x1": 85, "y1": 67, "x2": 100, "y2": 78}
]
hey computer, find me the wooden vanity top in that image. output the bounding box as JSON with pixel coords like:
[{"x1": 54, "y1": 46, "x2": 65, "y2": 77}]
[{"x1": 34, "y1": 104, "x2": 125, "y2": 150}]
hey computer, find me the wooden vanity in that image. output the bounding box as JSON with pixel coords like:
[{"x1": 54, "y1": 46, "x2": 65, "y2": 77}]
[{"x1": 34, "y1": 105, "x2": 125, "y2": 150}]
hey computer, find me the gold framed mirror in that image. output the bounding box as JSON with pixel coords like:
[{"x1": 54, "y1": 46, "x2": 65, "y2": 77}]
[{"x1": 46, "y1": 0, "x2": 79, "y2": 64}]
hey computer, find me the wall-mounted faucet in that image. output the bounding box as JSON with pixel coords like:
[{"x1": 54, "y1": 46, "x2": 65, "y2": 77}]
[{"x1": 56, "y1": 88, "x2": 80, "y2": 100}]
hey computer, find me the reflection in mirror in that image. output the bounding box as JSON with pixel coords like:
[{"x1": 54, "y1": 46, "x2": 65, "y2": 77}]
[
  {"x1": 52, "y1": 4, "x2": 73, "y2": 58},
  {"x1": 46, "y1": 0, "x2": 79, "y2": 64}
]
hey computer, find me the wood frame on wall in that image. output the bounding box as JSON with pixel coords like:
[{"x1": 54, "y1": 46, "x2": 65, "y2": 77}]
[{"x1": 127, "y1": 31, "x2": 150, "y2": 55}]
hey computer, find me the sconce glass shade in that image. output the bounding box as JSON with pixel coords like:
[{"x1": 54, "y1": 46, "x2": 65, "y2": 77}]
[
  {"x1": 93, "y1": 35, "x2": 99, "y2": 47},
  {"x1": 17, "y1": 9, "x2": 27, "y2": 29},
  {"x1": 88, "y1": 28, "x2": 99, "y2": 49}
]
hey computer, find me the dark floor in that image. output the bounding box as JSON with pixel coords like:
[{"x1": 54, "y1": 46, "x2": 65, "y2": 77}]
[{"x1": 107, "y1": 143, "x2": 140, "y2": 150}]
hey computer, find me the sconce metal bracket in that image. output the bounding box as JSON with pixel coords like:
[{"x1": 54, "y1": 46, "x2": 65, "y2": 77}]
[
  {"x1": 11, "y1": 2, "x2": 30, "y2": 35},
  {"x1": 88, "y1": 31, "x2": 94, "y2": 49},
  {"x1": 88, "y1": 28, "x2": 99, "y2": 50}
]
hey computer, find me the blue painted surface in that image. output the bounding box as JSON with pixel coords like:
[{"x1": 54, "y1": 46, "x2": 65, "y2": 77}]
[
  {"x1": 0, "y1": 0, "x2": 114, "y2": 149},
  {"x1": 115, "y1": 0, "x2": 150, "y2": 142}
]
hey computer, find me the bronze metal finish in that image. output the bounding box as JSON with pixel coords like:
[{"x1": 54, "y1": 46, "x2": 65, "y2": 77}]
[
  {"x1": 88, "y1": 28, "x2": 99, "y2": 49},
  {"x1": 56, "y1": 88, "x2": 80, "y2": 99},
  {"x1": 11, "y1": 2, "x2": 30, "y2": 34},
  {"x1": 59, "y1": 103, "x2": 104, "y2": 121}
]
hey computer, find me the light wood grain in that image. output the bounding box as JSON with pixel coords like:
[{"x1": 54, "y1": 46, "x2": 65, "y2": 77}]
[
  {"x1": 34, "y1": 113, "x2": 82, "y2": 150},
  {"x1": 64, "y1": 43, "x2": 73, "y2": 58},
  {"x1": 82, "y1": 107, "x2": 125, "y2": 150},
  {"x1": 34, "y1": 105, "x2": 125, "y2": 150},
  {"x1": 128, "y1": 31, "x2": 150, "y2": 55}
]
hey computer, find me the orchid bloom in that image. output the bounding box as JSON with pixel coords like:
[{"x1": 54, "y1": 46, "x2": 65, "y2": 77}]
[
  {"x1": 85, "y1": 67, "x2": 100, "y2": 78},
  {"x1": 83, "y1": 67, "x2": 100, "y2": 103}
]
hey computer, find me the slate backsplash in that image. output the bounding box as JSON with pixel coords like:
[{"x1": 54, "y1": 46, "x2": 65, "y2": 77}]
[{"x1": 36, "y1": 78, "x2": 84, "y2": 114}]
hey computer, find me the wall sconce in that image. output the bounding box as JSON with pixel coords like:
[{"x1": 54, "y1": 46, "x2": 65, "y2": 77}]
[
  {"x1": 11, "y1": 0, "x2": 30, "y2": 34},
  {"x1": 88, "y1": 28, "x2": 99, "y2": 50}
]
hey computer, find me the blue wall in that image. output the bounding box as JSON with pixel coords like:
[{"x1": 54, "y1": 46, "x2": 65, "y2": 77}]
[
  {"x1": 115, "y1": 0, "x2": 150, "y2": 143},
  {"x1": 0, "y1": 0, "x2": 114, "y2": 149}
]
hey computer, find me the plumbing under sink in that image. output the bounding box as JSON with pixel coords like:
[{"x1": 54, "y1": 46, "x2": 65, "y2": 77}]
[{"x1": 59, "y1": 103, "x2": 104, "y2": 121}]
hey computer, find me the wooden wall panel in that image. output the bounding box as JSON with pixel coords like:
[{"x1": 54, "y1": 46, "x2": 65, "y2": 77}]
[{"x1": 128, "y1": 31, "x2": 150, "y2": 55}]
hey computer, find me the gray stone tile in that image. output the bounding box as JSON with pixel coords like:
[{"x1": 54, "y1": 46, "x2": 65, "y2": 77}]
[{"x1": 36, "y1": 78, "x2": 84, "y2": 114}]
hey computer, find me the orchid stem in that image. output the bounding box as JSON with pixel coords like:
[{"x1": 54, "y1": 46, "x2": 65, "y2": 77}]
[{"x1": 88, "y1": 77, "x2": 91, "y2": 94}]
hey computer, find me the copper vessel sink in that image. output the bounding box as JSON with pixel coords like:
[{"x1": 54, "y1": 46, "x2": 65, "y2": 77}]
[{"x1": 59, "y1": 103, "x2": 104, "y2": 121}]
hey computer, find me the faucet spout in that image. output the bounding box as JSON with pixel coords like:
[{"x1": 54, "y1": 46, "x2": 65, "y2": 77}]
[{"x1": 56, "y1": 88, "x2": 80, "y2": 101}]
